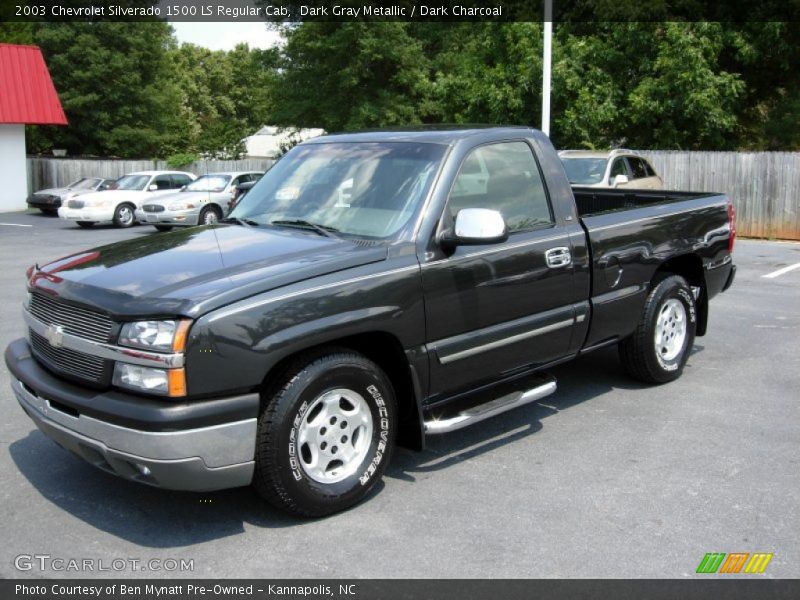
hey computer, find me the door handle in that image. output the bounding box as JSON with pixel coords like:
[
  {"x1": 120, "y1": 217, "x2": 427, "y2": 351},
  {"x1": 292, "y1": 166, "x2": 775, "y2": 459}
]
[{"x1": 545, "y1": 247, "x2": 572, "y2": 268}]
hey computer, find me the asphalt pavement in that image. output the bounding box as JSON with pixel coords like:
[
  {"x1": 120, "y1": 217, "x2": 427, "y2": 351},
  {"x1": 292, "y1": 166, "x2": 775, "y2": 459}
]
[{"x1": 0, "y1": 210, "x2": 798, "y2": 579}]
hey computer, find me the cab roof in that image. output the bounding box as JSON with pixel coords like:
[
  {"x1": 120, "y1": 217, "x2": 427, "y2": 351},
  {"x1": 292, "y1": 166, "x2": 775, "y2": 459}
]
[{"x1": 303, "y1": 126, "x2": 538, "y2": 146}]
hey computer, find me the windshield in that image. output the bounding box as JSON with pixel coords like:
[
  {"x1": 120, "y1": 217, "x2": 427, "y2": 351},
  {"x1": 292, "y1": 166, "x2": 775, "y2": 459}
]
[
  {"x1": 560, "y1": 158, "x2": 608, "y2": 184},
  {"x1": 230, "y1": 142, "x2": 445, "y2": 239},
  {"x1": 108, "y1": 175, "x2": 150, "y2": 191},
  {"x1": 186, "y1": 174, "x2": 231, "y2": 192},
  {"x1": 67, "y1": 178, "x2": 100, "y2": 190}
]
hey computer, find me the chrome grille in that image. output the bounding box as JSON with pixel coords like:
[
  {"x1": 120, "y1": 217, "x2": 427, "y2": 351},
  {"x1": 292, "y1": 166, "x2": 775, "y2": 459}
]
[
  {"x1": 67, "y1": 199, "x2": 85, "y2": 209},
  {"x1": 30, "y1": 330, "x2": 106, "y2": 382},
  {"x1": 29, "y1": 293, "x2": 113, "y2": 343}
]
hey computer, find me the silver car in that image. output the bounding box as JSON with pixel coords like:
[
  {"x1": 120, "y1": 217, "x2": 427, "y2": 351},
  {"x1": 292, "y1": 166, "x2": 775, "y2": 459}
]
[
  {"x1": 559, "y1": 149, "x2": 663, "y2": 189},
  {"x1": 27, "y1": 177, "x2": 114, "y2": 214},
  {"x1": 136, "y1": 172, "x2": 263, "y2": 231}
]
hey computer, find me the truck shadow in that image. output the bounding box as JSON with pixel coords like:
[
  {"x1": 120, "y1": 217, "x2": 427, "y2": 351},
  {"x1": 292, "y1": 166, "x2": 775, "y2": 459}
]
[
  {"x1": 8, "y1": 345, "x2": 703, "y2": 547},
  {"x1": 387, "y1": 344, "x2": 703, "y2": 479}
]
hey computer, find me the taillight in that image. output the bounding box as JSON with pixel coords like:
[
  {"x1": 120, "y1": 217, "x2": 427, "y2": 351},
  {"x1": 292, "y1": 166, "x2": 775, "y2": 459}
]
[{"x1": 728, "y1": 201, "x2": 736, "y2": 253}]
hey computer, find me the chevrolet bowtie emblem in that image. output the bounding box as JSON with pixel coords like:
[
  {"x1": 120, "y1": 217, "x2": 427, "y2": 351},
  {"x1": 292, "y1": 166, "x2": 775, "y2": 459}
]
[{"x1": 44, "y1": 324, "x2": 65, "y2": 348}]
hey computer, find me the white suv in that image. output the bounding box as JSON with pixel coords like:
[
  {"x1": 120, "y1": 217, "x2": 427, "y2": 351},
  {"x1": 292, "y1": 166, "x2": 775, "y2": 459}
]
[{"x1": 558, "y1": 149, "x2": 663, "y2": 189}]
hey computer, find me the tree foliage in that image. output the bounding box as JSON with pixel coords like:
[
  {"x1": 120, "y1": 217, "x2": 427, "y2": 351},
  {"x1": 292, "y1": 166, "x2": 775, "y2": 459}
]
[{"x1": 5, "y1": 20, "x2": 800, "y2": 154}]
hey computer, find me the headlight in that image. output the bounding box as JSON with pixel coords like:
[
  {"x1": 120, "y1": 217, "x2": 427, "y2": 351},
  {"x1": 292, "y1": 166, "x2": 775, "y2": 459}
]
[
  {"x1": 118, "y1": 319, "x2": 191, "y2": 353},
  {"x1": 83, "y1": 199, "x2": 111, "y2": 208},
  {"x1": 168, "y1": 202, "x2": 195, "y2": 211},
  {"x1": 113, "y1": 364, "x2": 186, "y2": 397}
]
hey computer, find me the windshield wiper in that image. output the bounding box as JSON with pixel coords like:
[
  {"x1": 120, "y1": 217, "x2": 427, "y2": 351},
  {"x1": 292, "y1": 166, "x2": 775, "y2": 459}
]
[
  {"x1": 221, "y1": 216, "x2": 258, "y2": 227},
  {"x1": 270, "y1": 219, "x2": 340, "y2": 238}
]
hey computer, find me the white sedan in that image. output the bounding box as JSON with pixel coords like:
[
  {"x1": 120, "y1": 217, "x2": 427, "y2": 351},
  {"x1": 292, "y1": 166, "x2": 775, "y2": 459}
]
[{"x1": 58, "y1": 171, "x2": 196, "y2": 228}]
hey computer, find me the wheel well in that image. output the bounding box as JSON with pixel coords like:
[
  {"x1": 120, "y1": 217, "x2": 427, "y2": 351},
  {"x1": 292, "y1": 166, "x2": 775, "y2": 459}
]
[
  {"x1": 260, "y1": 332, "x2": 424, "y2": 451},
  {"x1": 201, "y1": 204, "x2": 223, "y2": 216},
  {"x1": 654, "y1": 254, "x2": 709, "y2": 336}
]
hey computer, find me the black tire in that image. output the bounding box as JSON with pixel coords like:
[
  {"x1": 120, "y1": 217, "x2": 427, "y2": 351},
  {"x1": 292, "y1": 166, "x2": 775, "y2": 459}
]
[
  {"x1": 112, "y1": 203, "x2": 136, "y2": 228},
  {"x1": 76, "y1": 221, "x2": 95, "y2": 228},
  {"x1": 619, "y1": 274, "x2": 697, "y2": 384},
  {"x1": 154, "y1": 225, "x2": 173, "y2": 232},
  {"x1": 253, "y1": 349, "x2": 396, "y2": 517},
  {"x1": 198, "y1": 205, "x2": 221, "y2": 225}
]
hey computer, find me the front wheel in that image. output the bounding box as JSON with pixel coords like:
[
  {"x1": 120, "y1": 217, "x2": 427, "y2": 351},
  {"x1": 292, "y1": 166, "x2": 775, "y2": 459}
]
[
  {"x1": 198, "y1": 206, "x2": 221, "y2": 225},
  {"x1": 619, "y1": 274, "x2": 697, "y2": 383},
  {"x1": 253, "y1": 349, "x2": 396, "y2": 517},
  {"x1": 113, "y1": 203, "x2": 136, "y2": 228}
]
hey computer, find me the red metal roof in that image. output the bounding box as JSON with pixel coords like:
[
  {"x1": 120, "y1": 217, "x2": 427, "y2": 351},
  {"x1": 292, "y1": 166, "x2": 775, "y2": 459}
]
[{"x1": 0, "y1": 43, "x2": 67, "y2": 125}]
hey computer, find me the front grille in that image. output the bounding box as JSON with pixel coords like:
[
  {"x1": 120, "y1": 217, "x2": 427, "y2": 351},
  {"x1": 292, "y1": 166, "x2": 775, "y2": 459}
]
[
  {"x1": 30, "y1": 194, "x2": 57, "y2": 203},
  {"x1": 30, "y1": 330, "x2": 107, "y2": 383},
  {"x1": 67, "y1": 199, "x2": 85, "y2": 209},
  {"x1": 29, "y1": 293, "x2": 113, "y2": 343},
  {"x1": 142, "y1": 204, "x2": 165, "y2": 213}
]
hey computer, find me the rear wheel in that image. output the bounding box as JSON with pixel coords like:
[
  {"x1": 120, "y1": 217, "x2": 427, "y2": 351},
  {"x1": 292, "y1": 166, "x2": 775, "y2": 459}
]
[
  {"x1": 199, "y1": 206, "x2": 221, "y2": 225},
  {"x1": 113, "y1": 203, "x2": 136, "y2": 228},
  {"x1": 619, "y1": 274, "x2": 697, "y2": 383},
  {"x1": 253, "y1": 349, "x2": 396, "y2": 517},
  {"x1": 76, "y1": 221, "x2": 95, "y2": 228}
]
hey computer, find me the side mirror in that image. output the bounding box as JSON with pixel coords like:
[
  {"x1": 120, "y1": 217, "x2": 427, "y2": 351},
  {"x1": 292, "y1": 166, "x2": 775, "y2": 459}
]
[
  {"x1": 440, "y1": 208, "x2": 508, "y2": 247},
  {"x1": 612, "y1": 174, "x2": 629, "y2": 187},
  {"x1": 148, "y1": 184, "x2": 159, "y2": 191}
]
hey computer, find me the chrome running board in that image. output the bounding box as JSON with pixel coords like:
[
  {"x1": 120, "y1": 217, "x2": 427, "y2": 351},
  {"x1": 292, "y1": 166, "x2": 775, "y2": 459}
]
[{"x1": 424, "y1": 376, "x2": 557, "y2": 435}]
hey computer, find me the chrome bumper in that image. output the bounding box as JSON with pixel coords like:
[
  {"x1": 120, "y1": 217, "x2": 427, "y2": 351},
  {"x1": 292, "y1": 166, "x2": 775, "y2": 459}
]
[{"x1": 12, "y1": 377, "x2": 256, "y2": 491}]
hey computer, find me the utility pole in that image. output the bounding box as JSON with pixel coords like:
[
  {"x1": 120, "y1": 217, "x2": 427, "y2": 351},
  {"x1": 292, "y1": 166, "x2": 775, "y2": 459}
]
[{"x1": 542, "y1": 0, "x2": 553, "y2": 136}]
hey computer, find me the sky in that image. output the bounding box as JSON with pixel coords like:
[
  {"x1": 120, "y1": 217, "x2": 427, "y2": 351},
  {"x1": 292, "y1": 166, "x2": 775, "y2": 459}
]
[{"x1": 170, "y1": 22, "x2": 283, "y2": 51}]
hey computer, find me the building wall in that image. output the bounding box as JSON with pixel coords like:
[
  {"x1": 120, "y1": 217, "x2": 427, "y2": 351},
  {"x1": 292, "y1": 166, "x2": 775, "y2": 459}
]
[{"x1": 0, "y1": 125, "x2": 27, "y2": 212}]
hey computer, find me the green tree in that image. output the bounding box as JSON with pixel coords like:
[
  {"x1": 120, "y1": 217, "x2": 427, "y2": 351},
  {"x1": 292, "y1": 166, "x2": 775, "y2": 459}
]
[
  {"x1": 271, "y1": 22, "x2": 435, "y2": 131},
  {"x1": 169, "y1": 41, "x2": 277, "y2": 158},
  {"x1": 29, "y1": 21, "x2": 190, "y2": 157}
]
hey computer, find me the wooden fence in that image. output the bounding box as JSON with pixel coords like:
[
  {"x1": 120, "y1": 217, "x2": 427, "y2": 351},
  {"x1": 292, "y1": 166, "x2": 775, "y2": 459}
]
[
  {"x1": 26, "y1": 152, "x2": 800, "y2": 240},
  {"x1": 639, "y1": 151, "x2": 800, "y2": 240},
  {"x1": 26, "y1": 157, "x2": 275, "y2": 194}
]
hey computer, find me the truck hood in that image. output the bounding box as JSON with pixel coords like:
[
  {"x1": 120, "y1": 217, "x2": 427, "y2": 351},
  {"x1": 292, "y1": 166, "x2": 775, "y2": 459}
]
[{"x1": 29, "y1": 224, "x2": 388, "y2": 318}]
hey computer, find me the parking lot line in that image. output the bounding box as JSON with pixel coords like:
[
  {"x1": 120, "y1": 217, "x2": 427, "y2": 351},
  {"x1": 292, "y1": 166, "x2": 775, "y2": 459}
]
[
  {"x1": 0, "y1": 223, "x2": 33, "y2": 227},
  {"x1": 762, "y1": 262, "x2": 800, "y2": 279}
]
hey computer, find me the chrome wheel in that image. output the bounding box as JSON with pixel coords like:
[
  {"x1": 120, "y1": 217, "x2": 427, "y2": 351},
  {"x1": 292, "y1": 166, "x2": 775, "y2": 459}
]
[
  {"x1": 655, "y1": 298, "x2": 687, "y2": 361},
  {"x1": 202, "y1": 209, "x2": 219, "y2": 225},
  {"x1": 116, "y1": 205, "x2": 134, "y2": 226},
  {"x1": 296, "y1": 388, "x2": 373, "y2": 484}
]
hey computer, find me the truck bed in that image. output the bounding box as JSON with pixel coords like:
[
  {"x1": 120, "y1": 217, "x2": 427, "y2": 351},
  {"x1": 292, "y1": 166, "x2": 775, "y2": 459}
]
[{"x1": 572, "y1": 187, "x2": 720, "y2": 217}]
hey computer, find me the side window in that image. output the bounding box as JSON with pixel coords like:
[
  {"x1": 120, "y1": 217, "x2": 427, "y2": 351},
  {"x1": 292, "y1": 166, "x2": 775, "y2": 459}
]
[
  {"x1": 170, "y1": 174, "x2": 192, "y2": 188},
  {"x1": 609, "y1": 159, "x2": 628, "y2": 179},
  {"x1": 629, "y1": 157, "x2": 648, "y2": 179},
  {"x1": 448, "y1": 141, "x2": 553, "y2": 233},
  {"x1": 643, "y1": 160, "x2": 657, "y2": 177},
  {"x1": 152, "y1": 175, "x2": 173, "y2": 190}
]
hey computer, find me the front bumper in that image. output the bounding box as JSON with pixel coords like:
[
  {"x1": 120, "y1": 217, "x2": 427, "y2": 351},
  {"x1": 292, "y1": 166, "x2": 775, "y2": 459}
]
[
  {"x1": 58, "y1": 206, "x2": 114, "y2": 223},
  {"x1": 27, "y1": 195, "x2": 62, "y2": 208},
  {"x1": 6, "y1": 339, "x2": 258, "y2": 491},
  {"x1": 136, "y1": 207, "x2": 200, "y2": 227}
]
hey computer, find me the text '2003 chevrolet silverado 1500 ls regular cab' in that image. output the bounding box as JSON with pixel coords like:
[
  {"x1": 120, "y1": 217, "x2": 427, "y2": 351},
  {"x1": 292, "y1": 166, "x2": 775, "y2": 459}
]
[{"x1": 5, "y1": 127, "x2": 736, "y2": 516}]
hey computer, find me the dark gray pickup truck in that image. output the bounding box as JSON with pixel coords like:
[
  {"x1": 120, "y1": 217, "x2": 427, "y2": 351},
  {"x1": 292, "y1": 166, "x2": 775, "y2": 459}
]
[{"x1": 5, "y1": 127, "x2": 736, "y2": 516}]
